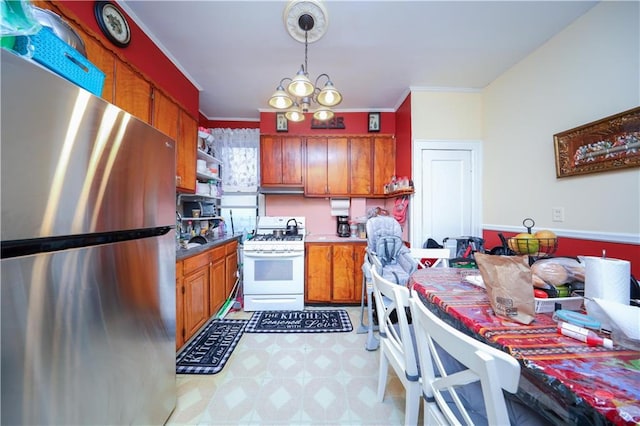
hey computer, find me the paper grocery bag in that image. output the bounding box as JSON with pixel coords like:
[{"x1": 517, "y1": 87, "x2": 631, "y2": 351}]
[{"x1": 475, "y1": 253, "x2": 535, "y2": 324}]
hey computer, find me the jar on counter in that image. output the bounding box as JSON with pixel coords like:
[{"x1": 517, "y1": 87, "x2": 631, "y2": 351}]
[
  {"x1": 350, "y1": 223, "x2": 357, "y2": 237},
  {"x1": 357, "y1": 222, "x2": 366, "y2": 239}
]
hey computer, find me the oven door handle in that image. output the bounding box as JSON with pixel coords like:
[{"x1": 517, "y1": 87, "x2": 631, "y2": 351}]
[{"x1": 244, "y1": 251, "x2": 303, "y2": 258}]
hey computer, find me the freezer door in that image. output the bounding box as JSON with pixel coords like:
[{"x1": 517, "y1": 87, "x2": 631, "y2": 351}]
[
  {"x1": 1, "y1": 233, "x2": 176, "y2": 425},
  {"x1": 1, "y1": 51, "x2": 176, "y2": 241}
]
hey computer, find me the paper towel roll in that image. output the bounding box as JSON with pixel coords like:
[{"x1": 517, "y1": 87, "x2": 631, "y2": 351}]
[
  {"x1": 330, "y1": 198, "x2": 350, "y2": 216},
  {"x1": 583, "y1": 256, "x2": 630, "y2": 304}
]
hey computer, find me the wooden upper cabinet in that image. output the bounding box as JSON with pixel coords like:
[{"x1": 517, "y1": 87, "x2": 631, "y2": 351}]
[
  {"x1": 177, "y1": 111, "x2": 197, "y2": 193},
  {"x1": 305, "y1": 137, "x2": 329, "y2": 195},
  {"x1": 152, "y1": 89, "x2": 179, "y2": 141},
  {"x1": 327, "y1": 137, "x2": 349, "y2": 195},
  {"x1": 114, "y1": 61, "x2": 151, "y2": 123},
  {"x1": 306, "y1": 136, "x2": 350, "y2": 196},
  {"x1": 349, "y1": 137, "x2": 373, "y2": 196},
  {"x1": 373, "y1": 136, "x2": 396, "y2": 195},
  {"x1": 260, "y1": 135, "x2": 303, "y2": 186},
  {"x1": 83, "y1": 36, "x2": 115, "y2": 102}
]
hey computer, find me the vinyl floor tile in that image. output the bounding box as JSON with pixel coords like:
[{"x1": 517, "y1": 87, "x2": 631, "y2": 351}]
[{"x1": 166, "y1": 305, "x2": 413, "y2": 426}]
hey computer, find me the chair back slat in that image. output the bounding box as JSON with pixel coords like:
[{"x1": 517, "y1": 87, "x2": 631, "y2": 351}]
[{"x1": 408, "y1": 296, "x2": 521, "y2": 425}]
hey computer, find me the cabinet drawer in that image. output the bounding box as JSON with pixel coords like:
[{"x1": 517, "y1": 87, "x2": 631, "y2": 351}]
[
  {"x1": 225, "y1": 240, "x2": 238, "y2": 255},
  {"x1": 183, "y1": 251, "x2": 210, "y2": 274},
  {"x1": 210, "y1": 245, "x2": 225, "y2": 260}
]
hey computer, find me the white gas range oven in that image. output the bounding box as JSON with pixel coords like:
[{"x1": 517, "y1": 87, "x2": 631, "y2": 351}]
[{"x1": 243, "y1": 216, "x2": 305, "y2": 311}]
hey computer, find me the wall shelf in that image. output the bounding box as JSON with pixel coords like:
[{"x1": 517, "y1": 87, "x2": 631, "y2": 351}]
[{"x1": 385, "y1": 189, "x2": 414, "y2": 197}]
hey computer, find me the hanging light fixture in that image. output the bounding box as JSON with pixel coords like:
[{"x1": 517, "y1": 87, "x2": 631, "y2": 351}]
[{"x1": 268, "y1": 0, "x2": 342, "y2": 122}]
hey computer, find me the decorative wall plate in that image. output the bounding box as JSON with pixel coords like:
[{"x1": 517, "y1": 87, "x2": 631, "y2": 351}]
[{"x1": 94, "y1": 1, "x2": 131, "y2": 48}]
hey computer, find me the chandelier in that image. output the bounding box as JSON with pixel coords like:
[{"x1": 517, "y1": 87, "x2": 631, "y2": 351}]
[{"x1": 268, "y1": 1, "x2": 342, "y2": 122}]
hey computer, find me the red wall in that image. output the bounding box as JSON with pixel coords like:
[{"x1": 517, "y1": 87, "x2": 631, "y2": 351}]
[
  {"x1": 483, "y1": 230, "x2": 640, "y2": 277},
  {"x1": 259, "y1": 111, "x2": 395, "y2": 135},
  {"x1": 395, "y1": 94, "x2": 412, "y2": 179},
  {"x1": 58, "y1": 1, "x2": 199, "y2": 117}
]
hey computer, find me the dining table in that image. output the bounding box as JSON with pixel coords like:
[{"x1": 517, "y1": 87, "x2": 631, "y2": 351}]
[{"x1": 409, "y1": 267, "x2": 640, "y2": 426}]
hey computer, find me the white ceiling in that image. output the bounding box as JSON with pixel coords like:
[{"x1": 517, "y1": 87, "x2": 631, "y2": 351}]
[{"x1": 119, "y1": 1, "x2": 598, "y2": 122}]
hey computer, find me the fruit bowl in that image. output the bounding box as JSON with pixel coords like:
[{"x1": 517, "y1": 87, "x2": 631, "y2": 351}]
[
  {"x1": 507, "y1": 237, "x2": 558, "y2": 256},
  {"x1": 508, "y1": 218, "x2": 558, "y2": 256}
]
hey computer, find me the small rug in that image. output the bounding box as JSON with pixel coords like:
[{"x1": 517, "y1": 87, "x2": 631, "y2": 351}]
[
  {"x1": 245, "y1": 309, "x2": 353, "y2": 333},
  {"x1": 176, "y1": 318, "x2": 247, "y2": 374}
]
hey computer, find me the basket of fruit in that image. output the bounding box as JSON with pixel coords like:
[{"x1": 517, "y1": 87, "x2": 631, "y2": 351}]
[{"x1": 507, "y1": 218, "x2": 558, "y2": 256}]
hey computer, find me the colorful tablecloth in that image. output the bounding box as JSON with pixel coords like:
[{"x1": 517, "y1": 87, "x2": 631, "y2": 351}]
[{"x1": 409, "y1": 268, "x2": 640, "y2": 426}]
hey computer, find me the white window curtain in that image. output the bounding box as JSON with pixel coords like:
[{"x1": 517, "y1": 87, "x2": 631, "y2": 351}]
[
  {"x1": 209, "y1": 128, "x2": 260, "y2": 236},
  {"x1": 210, "y1": 128, "x2": 259, "y2": 193}
]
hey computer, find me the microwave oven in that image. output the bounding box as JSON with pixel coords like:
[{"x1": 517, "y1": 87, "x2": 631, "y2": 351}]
[{"x1": 183, "y1": 201, "x2": 216, "y2": 218}]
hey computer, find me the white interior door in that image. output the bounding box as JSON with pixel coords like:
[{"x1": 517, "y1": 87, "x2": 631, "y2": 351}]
[{"x1": 410, "y1": 140, "x2": 482, "y2": 248}]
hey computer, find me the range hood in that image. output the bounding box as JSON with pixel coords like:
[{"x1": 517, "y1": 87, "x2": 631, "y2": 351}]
[{"x1": 259, "y1": 186, "x2": 304, "y2": 194}]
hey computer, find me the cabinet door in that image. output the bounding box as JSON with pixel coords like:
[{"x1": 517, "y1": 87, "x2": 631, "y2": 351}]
[
  {"x1": 305, "y1": 244, "x2": 332, "y2": 302},
  {"x1": 349, "y1": 137, "x2": 373, "y2": 196},
  {"x1": 82, "y1": 34, "x2": 115, "y2": 102},
  {"x1": 305, "y1": 137, "x2": 329, "y2": 195},
  {"x1": 176, "y1": 261, "x2": 184, "y2": 350},
  {"x1": 260, "y1": 135, "x2": 283, "y2": 185},
  {"x1": 114, "y1": 61, "x2": 151, "y2": 123},
  {"x1": 210, "y1": 258, "x2": 225, "y2": 316},
  {"x1": 327, "y1": 137, "x2": 349, "y2": 195},
  {"x1": 177, "y1": 111, "x2": 197, "y2": 193},
  {"x1": 152, "y1": 89, "x2": 179, "y2": 141},
  {"x1": 225, "y1": 241, "x2": 238, "y2": 297},
  {"x1": 373, "y1": 136, "x2": 396, "y2": 195},
  {"x1": 208, "y1": 246, "x2": 226, "y2": 316},
  {"x1": 332, "y1": 244, "x2": 357, "y2": 302},
  {"x1": 353, "y1": 243, "x2": 367, "y2": 303},
  {"x1": 183, "y1": 266, "x2": 210, "y2": 340},
  {"x1": 281, "y1": 137, "x2": 304, "y2": 185}
]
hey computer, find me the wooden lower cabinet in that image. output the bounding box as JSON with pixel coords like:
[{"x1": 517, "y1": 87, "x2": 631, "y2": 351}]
[
  {"x1": 225, "y1": 240, "x2": 239, "y2": 297},
  {"x1": 175, "y1": 238, "x2": 239, "y2": 350},
  {"x1": 175, "y1": 262, "x2": 184, "y2": 350},
  {"x1": 305, "y1": 242, "x2": 366, "y2": 303},
  {"x1": 208, "y1": 246, "x2": 226, "y2": 316}
]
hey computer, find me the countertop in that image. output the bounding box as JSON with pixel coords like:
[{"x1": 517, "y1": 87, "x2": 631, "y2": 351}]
[
  {"x1": 176, "y1": 233, "x2": 242, "y2": 261},
  {"x1": 305, "y1": 234, "x2": 368, "y2": 243}
]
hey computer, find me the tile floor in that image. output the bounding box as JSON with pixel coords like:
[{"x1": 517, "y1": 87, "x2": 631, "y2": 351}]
[{"x1": 166, "y1": 305, "x2": 414, "y2": 425}]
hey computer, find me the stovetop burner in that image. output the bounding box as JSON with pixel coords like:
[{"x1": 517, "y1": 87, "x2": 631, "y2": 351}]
[{"x1": 251, "y1": 234, "x2": 303, "y2": 242}]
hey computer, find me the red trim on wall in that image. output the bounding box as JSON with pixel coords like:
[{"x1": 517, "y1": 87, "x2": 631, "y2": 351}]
[
  {"x1": 483, "y1": 229, "x2": 640, "y2": 277},
  {"x1": 395, "y1": 94, "x2": 412, "y2": 179},
  {"x1": 57, "y1": 1, "x2": 199, "y2": 117},
  {"x1": 259, "y1": 111, "x2": 396, "y2": 135}
]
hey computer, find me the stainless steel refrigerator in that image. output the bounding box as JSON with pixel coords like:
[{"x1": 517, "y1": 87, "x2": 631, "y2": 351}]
[{"x1": 1, "y1": 50, "x2": 176, "y2": 425}]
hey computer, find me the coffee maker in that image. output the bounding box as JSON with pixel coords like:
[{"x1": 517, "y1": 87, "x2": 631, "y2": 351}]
[{"x1": 337, "y1": 216, "x2": 350, "y2": 237}]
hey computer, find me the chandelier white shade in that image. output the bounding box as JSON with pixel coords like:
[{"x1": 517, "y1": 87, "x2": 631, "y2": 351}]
[{"x1": 268, "y1": 0, "x2": 342, "y2": 122}]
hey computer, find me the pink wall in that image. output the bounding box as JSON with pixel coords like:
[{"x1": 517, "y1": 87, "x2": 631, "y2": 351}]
[{"x1": 264, "y1": 195, "x2": 391, "y2": 236}]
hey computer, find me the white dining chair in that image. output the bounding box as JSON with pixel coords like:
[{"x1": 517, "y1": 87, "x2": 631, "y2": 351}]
[
  {"x1": 371, "y1": 266, "x2": 421, "y2": 426},
  {"x1": 408, "y1": 296, "x2": 523, "y2": 425},
  {"x1": 409, "y1": 248, "x2": 451, "y2": 268}
]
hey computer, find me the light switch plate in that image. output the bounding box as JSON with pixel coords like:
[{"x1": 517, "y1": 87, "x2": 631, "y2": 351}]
[{"x1": 552, "y1": 207, "x2": 565, "y2": 222}]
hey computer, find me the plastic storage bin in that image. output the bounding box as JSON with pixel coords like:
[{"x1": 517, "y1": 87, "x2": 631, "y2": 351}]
[
  {"x1": 13, "y1": 27, "x2": 105, "y2": 96},
  {"x1": 535, "y1": 296, "x2": 583, "y2": 313}
]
